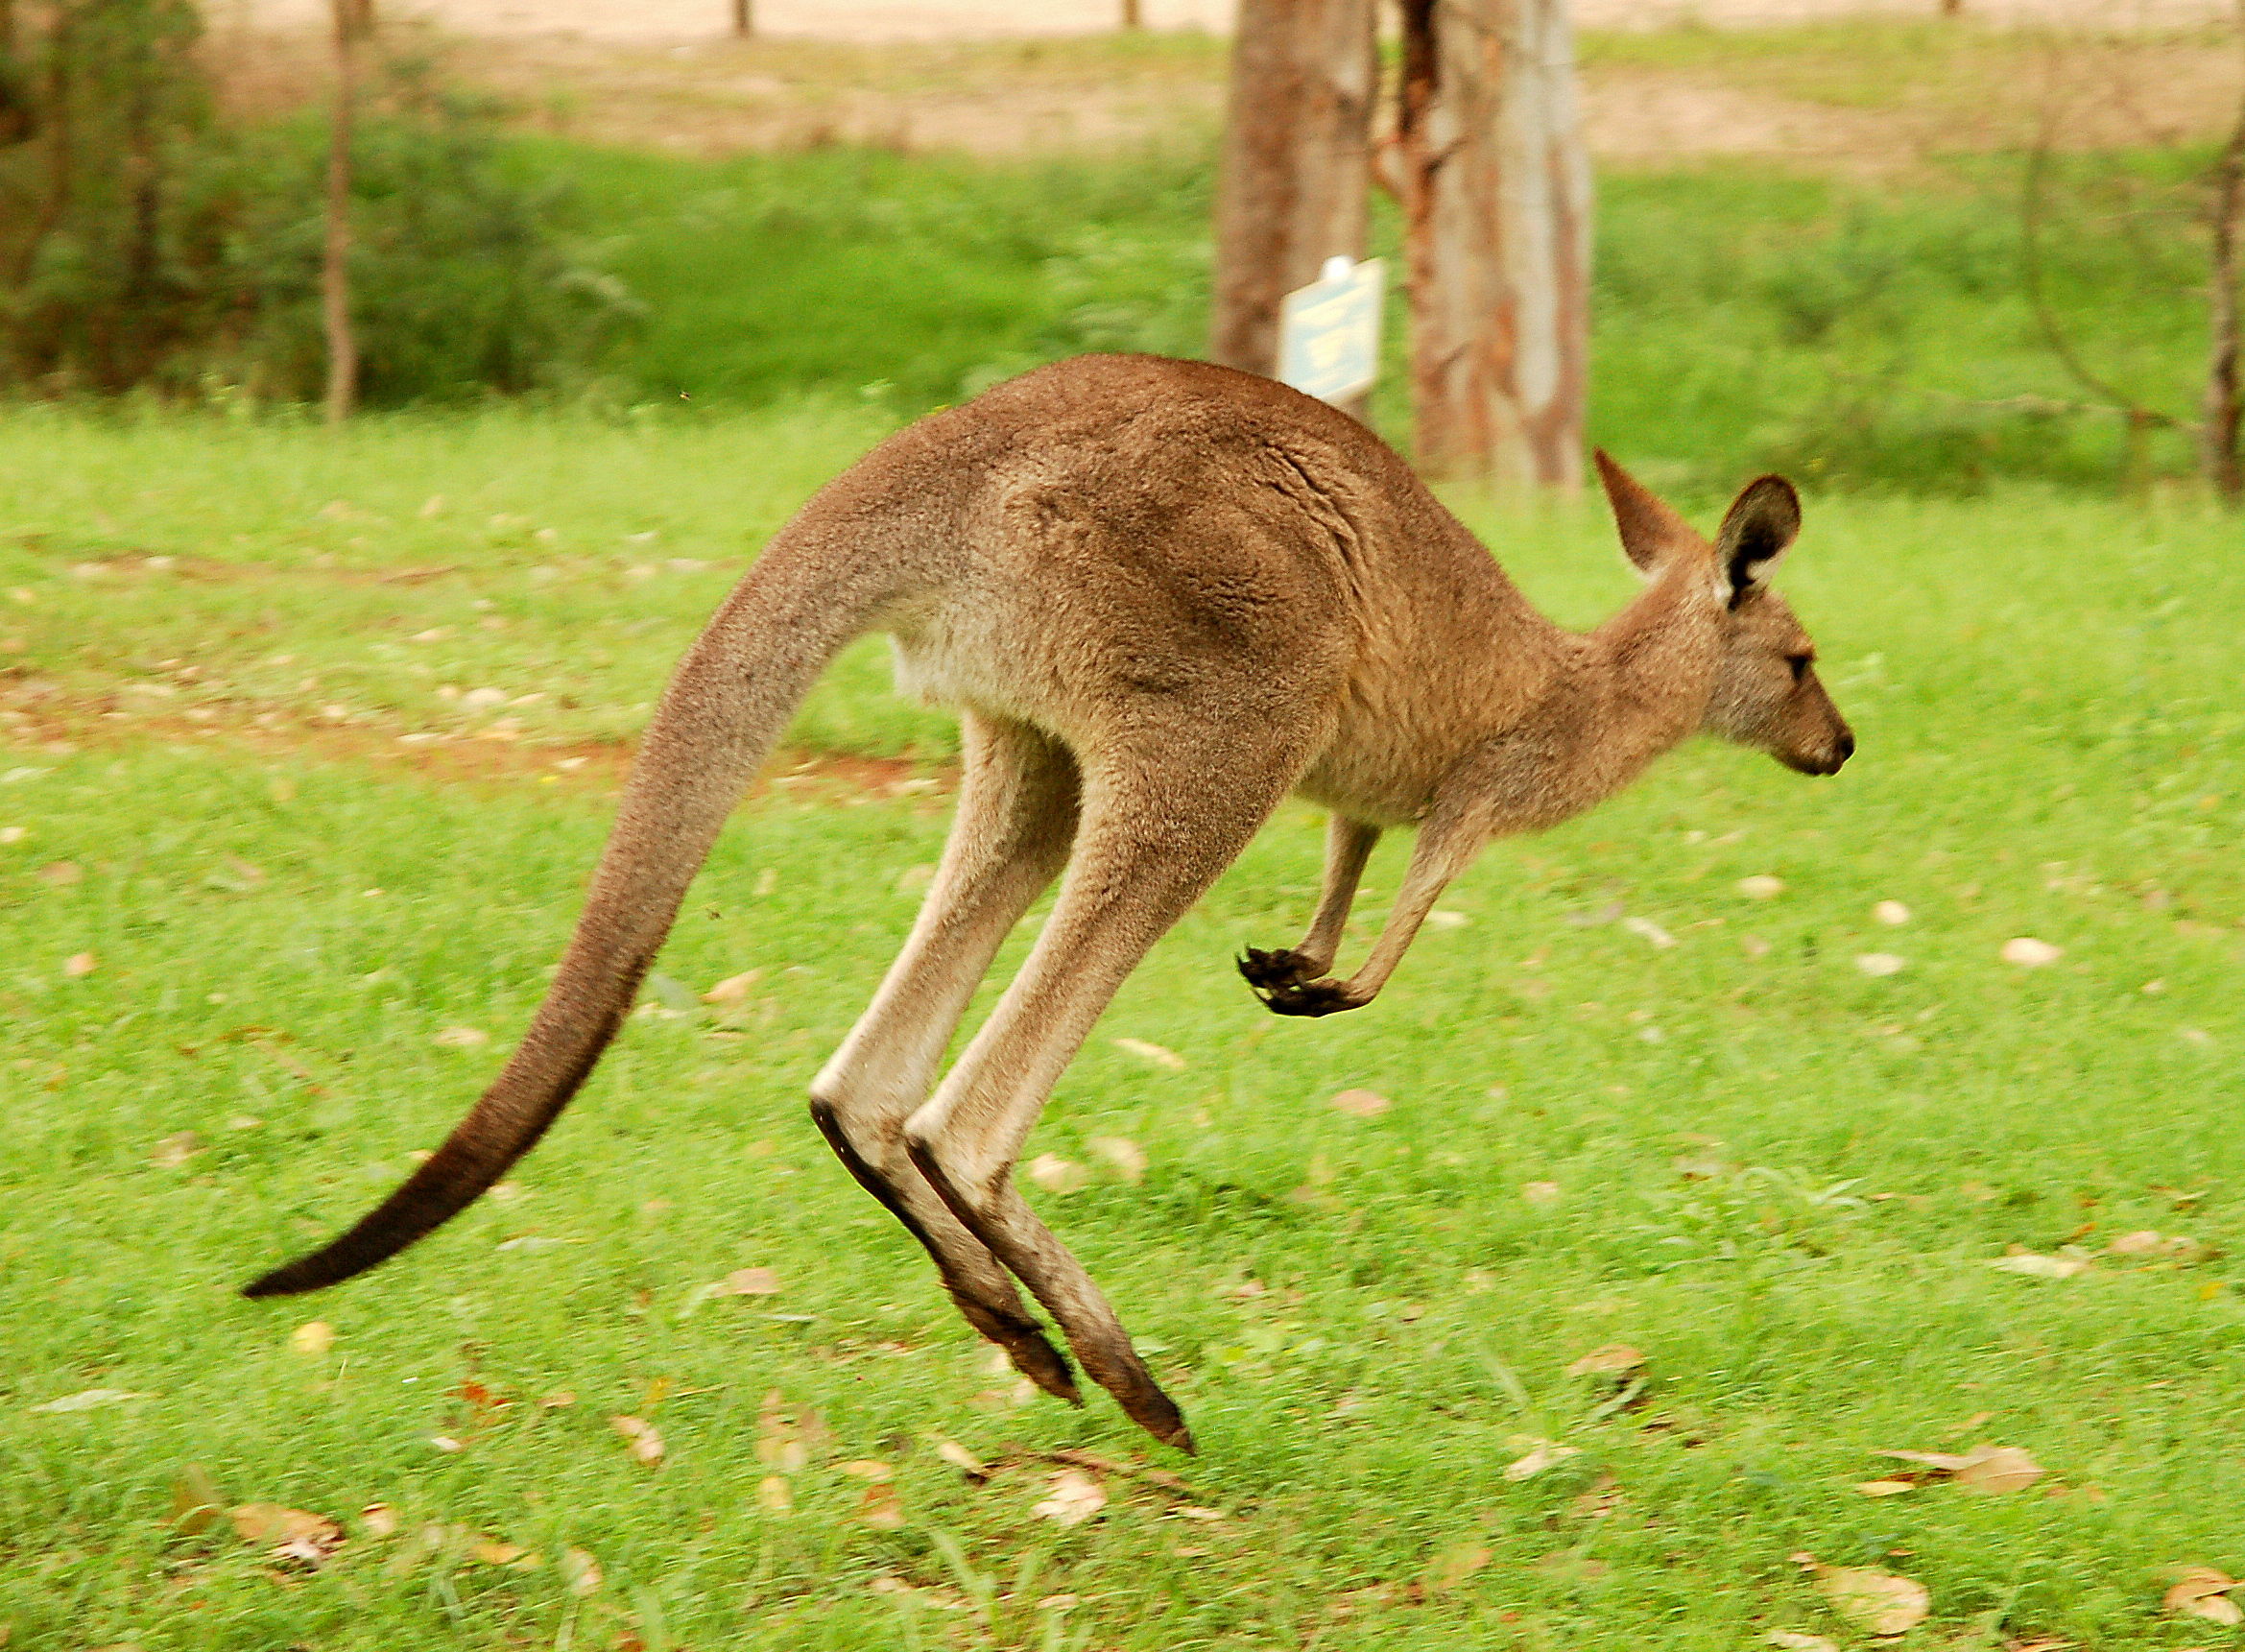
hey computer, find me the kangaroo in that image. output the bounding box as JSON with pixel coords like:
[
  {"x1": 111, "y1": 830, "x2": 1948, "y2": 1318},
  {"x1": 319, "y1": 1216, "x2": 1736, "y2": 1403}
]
[{"x1": 244, "y1": 353, "x2": 1852, "y2": 1451}]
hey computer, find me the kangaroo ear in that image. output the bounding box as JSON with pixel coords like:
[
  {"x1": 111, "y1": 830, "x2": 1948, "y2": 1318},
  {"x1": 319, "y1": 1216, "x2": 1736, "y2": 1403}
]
[
  {"x1": 1714, "y1": 475, "x2": 1801, "y2": 602},
  {"x1": 1593, "y1": 449, "x2": 1699, "y2": 577}
]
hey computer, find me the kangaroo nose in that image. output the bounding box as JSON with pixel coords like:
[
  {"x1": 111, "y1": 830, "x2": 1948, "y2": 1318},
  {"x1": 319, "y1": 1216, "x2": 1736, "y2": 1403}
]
[{"x1": 1831, "y1": 730, "x2": 1855, "y2": 769}]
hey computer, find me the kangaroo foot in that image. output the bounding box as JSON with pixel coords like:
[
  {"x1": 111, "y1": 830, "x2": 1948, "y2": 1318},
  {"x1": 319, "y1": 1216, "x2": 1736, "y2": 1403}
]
[
  {"x1": 1079, "y1": 1340, "x2": 1194, "y2": 1452},
  {"x1": 955, "y1": 1296, "x2": 1082, "y2": 1403},
  {"x1": 1236, "y1": 946, "x2": 1319, "y2": 993},
  {"x1": 1254, "y1": 975, "x2": 1368, "y2": 1018}
]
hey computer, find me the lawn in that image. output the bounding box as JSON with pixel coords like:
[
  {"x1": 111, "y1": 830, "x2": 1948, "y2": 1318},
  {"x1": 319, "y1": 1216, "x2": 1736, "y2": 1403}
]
[{"x1": 1, "y1": 409, "x2": 2241, "y2": 1649}]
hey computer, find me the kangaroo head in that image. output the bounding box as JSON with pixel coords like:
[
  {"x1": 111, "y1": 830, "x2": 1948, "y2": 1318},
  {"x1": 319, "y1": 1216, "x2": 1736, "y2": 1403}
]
[{"x1": 1594, "y1": 452, "x2": 1854, "y2": 778}]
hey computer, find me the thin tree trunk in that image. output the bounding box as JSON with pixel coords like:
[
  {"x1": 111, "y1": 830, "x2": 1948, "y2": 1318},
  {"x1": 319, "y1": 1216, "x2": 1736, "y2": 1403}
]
[
  {"x1": 731, "y1": 0, "x2": 752, "y2": 37},
  {"x1": 1395, "y1": 0, "x2": 1592, "y2": 488},
  {"x1": 322, "y1": 0, "x2": 370, "y2": 424},
  {"x1": 1121, "y1": 0, "x2": 1142, "y2": 26},
  {"x1": 1207, "y1": 0, "x2": 1379, "y2": 398},
  {"x1": 10, "y1": 1, "x2": 73, "y2": 286},
  {"x1": 2205, "y1": 30, "x2": 2245, "y2": 501}
]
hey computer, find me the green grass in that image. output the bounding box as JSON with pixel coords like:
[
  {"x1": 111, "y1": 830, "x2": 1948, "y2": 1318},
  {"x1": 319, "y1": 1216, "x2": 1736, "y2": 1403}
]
[
  {"x1": 535, "y1": 132, "x2": 2217, "y2": 494},
  {"x1": 2, "y1": 412, "x2": 2242, "y2": 1649}
]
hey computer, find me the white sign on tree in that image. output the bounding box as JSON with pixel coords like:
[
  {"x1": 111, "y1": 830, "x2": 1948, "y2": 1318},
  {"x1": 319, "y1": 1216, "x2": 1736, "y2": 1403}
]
[{"x1": 1277, "y1": 254, "x2": 1385, "y2": 405}]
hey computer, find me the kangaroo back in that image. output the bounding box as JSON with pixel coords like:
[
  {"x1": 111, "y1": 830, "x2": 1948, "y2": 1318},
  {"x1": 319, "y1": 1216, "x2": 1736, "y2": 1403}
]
[{"x1": 244, "y1": 519, "x2": 899, "y2": 1297}]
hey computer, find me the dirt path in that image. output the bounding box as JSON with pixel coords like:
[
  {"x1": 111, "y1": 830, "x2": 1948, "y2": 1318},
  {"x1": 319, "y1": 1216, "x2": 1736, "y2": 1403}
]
[{"x1": 225, "y1": 0, "x2": 2236, "y2": 43}]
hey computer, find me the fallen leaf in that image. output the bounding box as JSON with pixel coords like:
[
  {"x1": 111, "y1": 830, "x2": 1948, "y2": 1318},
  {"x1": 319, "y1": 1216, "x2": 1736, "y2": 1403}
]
[
  {"x1": 433, "y1": 1026, "x2": 489, "y2": 1047},
  {"x1": 1854, "y1": 1479, "x2": 1919, "y2": 1496},
  {"x1": 1766, "y1": 1635, "x2": 1840, "y2": 1652},
  {"x1": 2001, "y1": 937, "x2": 2064, "y2": 967},
  {"x1": 288, "y1": 1321, "x2": 336, "y2": 1357},
  {"x1": 755, "y1": 1475, "x2": 794, "y2": 1512},
  {"x1": 537, "y1": 1390, "x2": 576, "y2": 1409},
  {"x1": 857, "y1": 1482, "x2": 905, "y2": 1529},
  {"x1": 1737, "y1": 875, "x2": 1785, "y2": 899},
  {"x1": 471, "y1": 1538, "x2": 538, "y2": 1568},
  {"x1": 231, "y1": 1503, "x2": 345, "y2": 1567},
  {"x1": 2108, "y1": 1229, "x2": 2167, "y2": 1256},
  {"x1": 1329, "y1": 1088, "x2": 1392, "y2": 1118},
  {"x1": 1032, "y1": 1469, "x2": 1108, "y2": 1527},
  {"x1": 30, "y1": 1388, "x2": 149, "y2": 1413},
  {"x1": 61, "y1": 950, "x2": 96, "y2": 977},
  {"x1": 360, "y1": 1502, "x2": 398, "y2": 1537},
  {"x1": 1426, "y1": 909, "x2": 1469, "y2": 928},
  {"x1": 150, "y1": 1131, "x2": 201, "y2": 1168},
  {"x1": 1876, "y1": 1444, "x2": 2043, "y2": 1494},
  {"x1": 1622, "y1": 915, "x2": 1677, "y2": 947},
  {"x1": 839, "y1": 1458, "x2": 894, "y2": 1480},
  {"x1": 1088, "y1": 1135, "x2": 1147, "y2": 1182},
  {"x1": 609, "y1": 1415, "x2": 664, "y2": 1467},
  {"x1": 1026, "y1": 1154, "x2": 1088, "y2": 1194},
  {"x1": 1987, "y1": 1249, "x2": 2094, "y2": 1279},
  {"x1": 1172, "y1": 1505, "x2": 1227, "y2": 1521},
  {"x1": 428, "y1": 1435, "x2": 466, "y2": 1453},
  {"x1": 2165, "y1": 1568, "x2": 2245, "y2": 1625},
  {"x1": 1502, "y1": 1440, "x2": 1582, "y2": 1481},
  {"x1": 1796, "y1": 1556, "x2": 1930, "y2": 1637},
  {"x1": 1564, "y1": 1343, "x2": 1644, "y2": 1377},
  {"x1": 1111, "y1": 1037, "x2": 1184, "y2": 1070},
  {"x1": 1522, "y1": 1180, "x2": 1563, "y2": 1207},
  {"x1": 1854, "y1": 952, "x2": 1906, "y2": 977},
  {"x1": 561, "y1": 1546, "x2": 604, "y2": 1595},
  {"x1": 1873, "y1": 900, "x2": 1911, "y2": 925},
  {"x1": 702, "y1": 969, "x2": 763, "y2": 1004},
  {"x1": 935, "y1": 1440, "x2": 990, "y2": 1480},
  {"x1": 39, "y1": 859, "x2": 83, "y2": 885},
  {"x1": 721, "y1": 1266, "x2": 779, "y2": 1295}
]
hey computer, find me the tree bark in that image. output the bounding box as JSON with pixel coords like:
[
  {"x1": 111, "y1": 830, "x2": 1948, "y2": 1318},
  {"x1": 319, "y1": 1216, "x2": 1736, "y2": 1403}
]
[
  {"x1": 322, "y1": 0, "x2": 371, "y2": 424},
  {"x1": 1206, "y1": 0, "x2": 1379, "y2": 392},
  {"x1": 2205, "y1": 33, "x2": 2245, "y2": 502},
  {"x1": 1394, "y1": 0, "x2": 1592, "y2": 488},
  {"x1": 732, "y1": 0, "x2": 752, "y2": 37}
]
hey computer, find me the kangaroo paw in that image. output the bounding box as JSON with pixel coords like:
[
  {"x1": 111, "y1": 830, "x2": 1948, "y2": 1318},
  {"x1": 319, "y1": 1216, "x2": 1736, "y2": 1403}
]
[
  {"x1": 1236, "y1": 946, "x2": 1317, "y2": 992},
  {"x1": 1255, "y1": 976, "x2": 1367, "y2": 1018},
  {"x1": 1083, "y1": 1345, "x2": 1195, "y2": 1453},
  {"x1": 953, "y1": 1296, "x2": 1081, "y2": 1404}
]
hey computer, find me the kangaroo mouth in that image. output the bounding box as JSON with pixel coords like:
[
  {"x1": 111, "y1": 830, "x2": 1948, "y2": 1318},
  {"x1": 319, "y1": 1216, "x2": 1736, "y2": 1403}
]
[{"x1": 1781, "y1": 732, "x2": 1854, "y2": 777}]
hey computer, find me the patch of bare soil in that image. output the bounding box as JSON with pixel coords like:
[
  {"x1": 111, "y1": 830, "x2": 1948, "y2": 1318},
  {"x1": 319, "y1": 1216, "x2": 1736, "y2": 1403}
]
[
  {"x1": 223, "y1": 0, "x2": 2237, "y2": 45},
  {"x1": 0, "y1": 675, "x2": 948, "y2": 804}
]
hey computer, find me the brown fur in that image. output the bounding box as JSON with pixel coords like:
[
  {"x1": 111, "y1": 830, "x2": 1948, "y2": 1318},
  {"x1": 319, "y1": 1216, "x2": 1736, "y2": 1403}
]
[{"x1": 243, "y1": 354, "x2": 1852, "y2": 1450}]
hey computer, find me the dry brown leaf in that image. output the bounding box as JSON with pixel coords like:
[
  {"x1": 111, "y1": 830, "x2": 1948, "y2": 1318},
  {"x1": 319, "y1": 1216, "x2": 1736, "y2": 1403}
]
[
  {"x1": 62, "y1": 950, "x2": 97, "y2": 978},
  {"x1": 1329, "y1": 1088, "x2": 1392, "y2": 1118},
  {"x1": 1564, "y1": 1343, "x2": 1645, "y2": 1377},
  {"x1": 755, "y1": 1475, "x2": 794, "y2": 1513},
  {"x1": 1738, "y1": 875, "x2": 1785, "y2": 899},
  {"x1": 1873, "y1": 900, "x2": 1911, "y2": 926},
  {"x1": 1502, "y1": 1441, "x2": 1582, "y2": 1481},
  {"x1": 288, "y1": 1321, "x2": 335, "y2": 1357},
  {"x1": 30, "y1": 1387, "x2": 149, "y2": 1413},
  {"x1": 1794, "y1": 1556, "x2": 1930, "y2": 1637},
  {"x1": 1032, "y1": 1469, "x2": 1108, "y2": 1527},
  {"x1": 1111, "y1": 1037, "x2": 1185, "y2": 1069},
  {"x1": 150, "y1": 1132, "x2": 201, "y2": 1169},
  {"x1": 470, "y1": 1538, "x2": 538, "y2": 1568},
  {"x1": 230, "y1": 1503, "x2": 345, "y2": 1568},
  {"x1": 561, "y1": 1545, "x2": 604, "y2": 1595},
  {"x1": 359, "y1": 1503, "x2": 398, "y2": 1538},
  {"x1": 2001, "y1": 937, "x2": 2064, "y2": 967},
  {"x1": 1854, "y1": 1479, "x2": 1919, "y2": 1497},
  {"x1": 1026, "y1": 1154, "x2": 1088, "y2": 1194},
  {"x1": 1877, "y1": 1445, "x2": 2042, "y2": 1495},
  {"x1": 433, "y1": 1026, "x2": 489, "y2": 1048},
  {"x1": 1766, "y1": 1635, "x2": 1840, "y2": 1652},
  {"x1": 703, "y1": 970, "x2": 763, "y2": 1004},
  {"x1": 719, "y1": 1266, "x2": 780, "y2": 1296},
  {"x1": 838, "y1": 1458, "x2": 894, "y2": 1481},
  {"x1": 1854, "y1": 952, "x2": 1907, "y2": 977},
  {"x1": 1088, "y1": 1136, "x2": 1147, "y2": 1183},
  {"x1": 935, "y1": 1440, "x2": 989, "y2": 1480},
  {"x1": 608, "y1": 1415, "x2": 664, "y2": 1467},
  {"x1": 2165, "y1": 1568, "x2": 2245, "y2": 1624},
  {"x1": 857, "y1": 1482, "x2": 905, "y2": 1529},
  {"x1": 38, "y1": 860, "x2": 83, "y2": 885}
]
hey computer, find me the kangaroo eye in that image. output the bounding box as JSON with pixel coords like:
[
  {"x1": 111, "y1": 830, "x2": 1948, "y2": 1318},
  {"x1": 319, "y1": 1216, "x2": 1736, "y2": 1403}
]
[{"x1": 1786, "y1": 655, "x2": 1812, "y2": 682}]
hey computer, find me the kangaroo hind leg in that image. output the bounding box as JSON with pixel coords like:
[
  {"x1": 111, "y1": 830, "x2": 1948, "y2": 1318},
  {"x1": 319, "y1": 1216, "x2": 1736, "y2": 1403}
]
[
  {"x1": 904, "y1": 728, "x2": 1309, "y2": 1449},
  {"x1": 810, "y1": 712, "x2": 1081, "y2": 1400}
]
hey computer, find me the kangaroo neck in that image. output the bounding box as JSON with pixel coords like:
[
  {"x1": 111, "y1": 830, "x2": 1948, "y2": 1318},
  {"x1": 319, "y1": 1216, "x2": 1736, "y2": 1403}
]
[{"x1": 1543, "y1": 560, "x2": 1722, "y2": 813}]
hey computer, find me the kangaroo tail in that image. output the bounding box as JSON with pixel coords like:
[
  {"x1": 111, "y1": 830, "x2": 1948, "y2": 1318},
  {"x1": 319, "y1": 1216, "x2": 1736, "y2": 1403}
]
[{"x1": 243, "y1": 527, "x2": 896, "y2": 1298}]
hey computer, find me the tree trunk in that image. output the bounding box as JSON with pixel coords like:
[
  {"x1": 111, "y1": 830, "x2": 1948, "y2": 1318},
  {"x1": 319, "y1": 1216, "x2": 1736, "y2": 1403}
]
[
  {"x1": 1207, "y1": 0, "x2": 1379, "y2": 395},
  {"x1": 1121, "y1": 0, "x2": 1142, "y2": 27},
  {"x1": 1395, "y1": 0, "x2": 1591, "y2": 488},
  {"x1": 2205, "y1": 38, "x2": 2245, "y2": 502},
  {"x1": 322, "y1": 0, "x2": 370, "y2": 424},
  {"x1": 1940, "y1": 0, "x2": 1963, "y2": 17},
  {"x1": 732, "y1": 0, "x2": 752, "y2": 37}
]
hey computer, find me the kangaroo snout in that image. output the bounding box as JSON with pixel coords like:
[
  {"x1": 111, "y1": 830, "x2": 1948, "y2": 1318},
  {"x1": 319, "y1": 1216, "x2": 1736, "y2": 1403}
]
[{"x1": 1788, "y1": 727, "x2": 1853, "y2": 776}]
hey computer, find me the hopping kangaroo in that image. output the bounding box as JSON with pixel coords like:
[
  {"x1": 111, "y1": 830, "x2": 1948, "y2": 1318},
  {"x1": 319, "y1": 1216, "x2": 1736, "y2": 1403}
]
[{"x1": 246, "y1": 354, "x2": 1852, "y2": 1450}]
